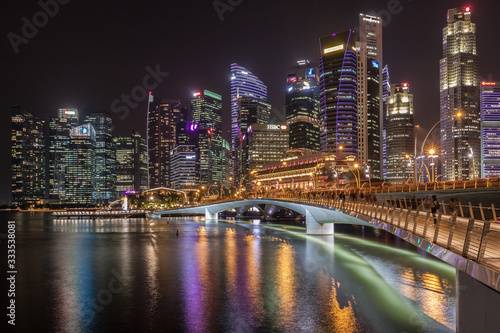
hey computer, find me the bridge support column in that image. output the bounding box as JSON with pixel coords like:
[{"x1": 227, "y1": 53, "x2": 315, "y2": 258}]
[
  {"x1": 457, "y1": 269, "x2": 500, "y2": 332},
  {"x1": 205, "y1": 208, "x2": 218, "y2": 221},
  {"x1": 305, "y1": 209, "x2": 334, "y2": 235}
]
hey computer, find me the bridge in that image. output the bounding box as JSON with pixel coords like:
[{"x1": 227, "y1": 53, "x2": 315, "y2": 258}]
[{"x1": 153, "y1": 195, "x2": 500, "y2": 331}]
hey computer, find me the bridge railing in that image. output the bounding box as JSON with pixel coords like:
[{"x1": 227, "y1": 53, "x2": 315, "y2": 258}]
[{"x1": 271, "y1": 194, "x2": 500, "y2": 274}]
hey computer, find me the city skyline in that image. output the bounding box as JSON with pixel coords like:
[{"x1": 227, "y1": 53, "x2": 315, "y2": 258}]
[{"x1": 2, "y1": 1, "x2": 500, "y2": 201}]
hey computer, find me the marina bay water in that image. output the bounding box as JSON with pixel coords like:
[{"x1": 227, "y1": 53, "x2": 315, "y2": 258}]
[{"x1": 3, "y1": 212, "x2": 456, "y2": 332}]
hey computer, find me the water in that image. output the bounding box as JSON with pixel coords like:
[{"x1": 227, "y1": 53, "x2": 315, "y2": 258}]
[{"x1": 1, "y1": 212, "x2": 456, "y2": 332}]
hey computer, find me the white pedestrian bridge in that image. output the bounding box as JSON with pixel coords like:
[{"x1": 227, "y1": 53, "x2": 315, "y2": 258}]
[{"x1": 151, "y1": 198, "x2": 370, "y2": 235}]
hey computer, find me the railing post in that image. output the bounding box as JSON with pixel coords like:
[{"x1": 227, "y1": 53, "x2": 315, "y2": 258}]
[
  {"x1": 459, "y1": 202, "x2": 464, "y2": 218},
  {"x1": 477, "y1": 220, "x2": 491, "y2": 263},
  {"x1": 390, "y1": 202, "x2": 396, "y2": 225},
  {"x1": 462, "y1": 217, "x2": 475, "y2": 258},
  {"x1": 432, "y1": 213, "x2": 442, "y2": 243},
  {"x1": 441, "y1": 200, "x2": 447, "y2": 215},
  {"x1": 398, "y1": 207, "x2": 404, "y2": 228},
  {"x1": 378, "y1": 200, "x2": 385, "y2": 220},
  {"x1": 423, "y1": 210, "x2": 431, "y2": 238},
  {"x1": 492, "y1": 204, "x2": 497, "y2": 222},
  {"x1": 468, "y1": 202, "x2": 475, "y2": 220},
  {"x1": 404, "y1": 210, "x2": 411, "y2": 231},
  {"x1": 412, "y1": 205, "x2": 420, "y2": 234},
  {"x1": 404, "y1": 198, "x2": 408, "y2": 210},
  {"x1": 479, "y1": 203, "x2": 485, "y2": 221},
  {"x1": 446, "y1": 215, "x2": 457, "y2": 250}
]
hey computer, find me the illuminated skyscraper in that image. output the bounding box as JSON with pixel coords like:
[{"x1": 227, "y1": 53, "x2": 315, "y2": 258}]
[
  {"x1": 440, "y1": 6, "x2": 481, "y2": 180},
  {"x1": 148, "y1": 97, "x2": 181, "y2": 188},
  {"x1": 230, "y1": 63, "x2": 270, "y2": 186},
  {"x1": 48, "y1": 108, "x2": 79, "y2": 202},
  {"x1": 11, "y1": 106, "x2": 46, "y2": 205},
  {"x1": 382, "y1": 65, "x2": 391, "y2": 179},
  {"x1": 84, "y1": 111, "x2": 116, "y2": 203},
  {"x1": 357, "y1": 14, "x2": 382, "y2": 179},
  {"x1": 386, "y1": 83, "x2": 414, "y2": 182},
  {"x1": 65, "y1": 124, "x2": 96, "y2": 204},
  {"x1": 191, "y1": 90, "x2": 225, "y2": 186},
  {"x1": 248, "y1": 123, "x2": 289, "y2": 172},
  {"x1": 170, "y1": 122, "x2": 200, "y2": 189},
  {"x1": 481, "y1": 81, "x2": 500, "y2": 178},
  {"x1": 115, "y1": 132, "x2": 148, "y2": 197},
  {"x1": 286, "y1": 60, "x2": 320, "y2": 154},
  {"x1": 319, "y1": 30, "x2": 358, "y2": 156}
]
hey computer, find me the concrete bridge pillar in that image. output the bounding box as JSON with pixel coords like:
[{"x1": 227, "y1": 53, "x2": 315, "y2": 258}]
[
  {"x1": 205, "y1": 208, "x2": 218, "y2": 220},
  {"x1": 456, "y1": 270, "x2": 500, "y2": 332},
  {"x1": 305, "y1": 209, "x2": 334, "y2": 235}
]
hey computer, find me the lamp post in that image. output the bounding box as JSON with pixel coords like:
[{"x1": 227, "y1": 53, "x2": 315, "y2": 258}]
[
  {"x1": 414, "y1": 125, "x2": 419, "y2": 185},
  {"x1": 428, "y1": 149, "x2": 437, "y2": 182},
  {"x1": 419, "y1": 112, "x2": 463, "y2": 182},
  {"x1": 351, "y1": 163, "x2": 360, "y2": 188}
]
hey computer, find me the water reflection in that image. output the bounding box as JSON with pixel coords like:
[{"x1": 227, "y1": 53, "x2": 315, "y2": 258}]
[{"x1": 6, "y1": 212, "x2": 456, "y2": 332}]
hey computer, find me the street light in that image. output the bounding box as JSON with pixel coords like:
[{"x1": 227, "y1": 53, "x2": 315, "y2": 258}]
[{"x1": 351, "y1": 163, "x2": 360, "y2": 188}]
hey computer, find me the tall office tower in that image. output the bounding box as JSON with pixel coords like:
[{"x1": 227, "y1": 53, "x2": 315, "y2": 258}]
[
  {"x1": 11, "y1": 106, "x2": 46, "y2": 205},
  {"x1": 286, "y1": 60, "x2": 320, "y2": 154},
  {"x1": 84, "y1": 111, "x2": 116, "y2": 203},
  {"x1": 48, "y1": 108, "x2": 79, "y2": 202},
  {"x1": 440, "y1": 6, "x2": 481, "y2": 181},
  {"x1": 65, "y1": 124, "x2": 96, "y2": 204},
  {"x1": 319, "y1": 30, "x2": 358, "y2": 156},
  {"x1": 148, "y1": 97, "x2": 182, "y2": 188},
  {"x1": 357, "y1": 14, "x2": 383, "y2": 179},
  {"x1": 382, "y1": 65, "x2": 391, "y2": 179},
  {"x1": 481, "y1": 82, "x2": 500, "y2": 178},
  {"x1": 191, "y1": 90, "x2": 224, "y2": 186},
  {"x1": 386, "y1": 83, "x2": 414, "y2": 182},
  {"x1": 115, "y1": 132, "x2": 148, "y2": 197},
  {"x1": 230, "y1": 63, "x2": 270, "y2": 186},
  {"x1": 248, "y1": 123, "x2": 289, "y2": 172},
  {"x1": 170, "y1": 122, "x2": 200, "y2": 189},
  {"x1": 222, "y1": 139, "x2": 231, "y2": 187}
]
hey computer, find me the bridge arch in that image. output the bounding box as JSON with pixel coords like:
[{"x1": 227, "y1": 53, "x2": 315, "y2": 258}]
[{"x1": 152, "y1": 199, "x2": 371, "y2": 235}]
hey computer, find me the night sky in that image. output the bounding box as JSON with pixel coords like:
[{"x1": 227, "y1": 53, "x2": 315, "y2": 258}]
[{"x1": 1, "y1": 0, "x2": 499, "y2": 203}]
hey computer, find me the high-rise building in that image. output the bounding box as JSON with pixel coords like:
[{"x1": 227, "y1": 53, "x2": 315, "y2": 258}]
[
  {"x1": 65, "y1": 124, "x2": 96, "y2": 204},
  {"x1": 191, "y1": 90, "x2": 225, "y2": 186},
  {"x1": 170, "y1": 121, "x2": 200, "y2": 189},
  {"x1": 84, "y1": 111, "x2": 116, "y2": 203},
  {"x1": 230, "y1": 63, "x2": 270, "y2": 186},
  {"x1": 357, "y1": 14, "x2": 382, "y2": 179},
  {"x1": 286, "y1": 60, "x2": 320, "y2": 154},
  {"x1": 222, "y1": 139, "x2": 231, "y2": 187},
  {"x1": 48, "y1": 108, "x2": 79, "y2": 202},
  {"x1": 319, "y1": 30, "x2": 358, "y2": 156},
  {"x1": 148, "y1": 97, "x2": 181, "y2": 188},
  {"x1": 481, "y1": 81, "x2": 500, "y2": 178},
  {"x1": 248, "y1": 123, "x2": 289, "y2": 172},
  {"x1": 386, "y1": 83, "x2": 414, "y2": 182},
  {"x1": 11, "y1": 106, "x2": 46, "y2": 205},
  {"x1": 440, "y1": 6, "x2": 481, "y2": 180},
  {"x1": 115, "y1": 132, "x2": 148, "y2": 197},
  {"x1": 382, "y1": 65, "x2": 391, "y2": 179}
]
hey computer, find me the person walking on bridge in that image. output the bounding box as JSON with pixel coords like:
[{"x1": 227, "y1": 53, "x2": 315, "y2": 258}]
[{"x1": 431, "y1": 195, "x2": 440, "y2": 224}]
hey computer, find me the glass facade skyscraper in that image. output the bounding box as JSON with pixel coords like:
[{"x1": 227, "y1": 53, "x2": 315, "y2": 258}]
[
  {"x1": 386, "y1": 83, "x2": 414, "y2": 182},
  {"x1": 357, "y1": 14, "x2": 382, "y2": 179},
  {"x1": 382, "y1": 65, "x2": 391, "y2": 179},
  {"x1": 148, "y1": 97, "x2": 181, "y2": 188},
  {"x1": 286, "y1": 60, "x2": 320, "y2": 154},
  {"x1": 65, "y1": 124, "x2": 96, "y2": 204},
  {"x1": 11, "y1": 106, "x2": 46, "y2": 205},
  {"x1": 84, "y1": 111, "x2": 116, "y2": 203},
  {"x1": 440, "y1": 6, "x2": 481, "y2": 181},
  {"x1": 230, "y1": 63, "x2": 270, "y2": 186},
  {"x1": 48, "y1": 108, "x2": 79, "y2": 202},
  {"x1": 319, "y1": 30, "x2": 358, "y2": 156},
  {"x1": 115, "y1": 132, "x2": 148, "y2": 197},
  {"x1": 248, "y1": 123, "x2": 289, "y2": 172},
  {"x1": 481, "y1": 81, "x2": 500, "y2": 178},
  {"x1": 170, "y1": 121, "x2": 200, "y2": 189},
  {"x1": 191, "y1": 90, "x2": 225, "y2": 186}
]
